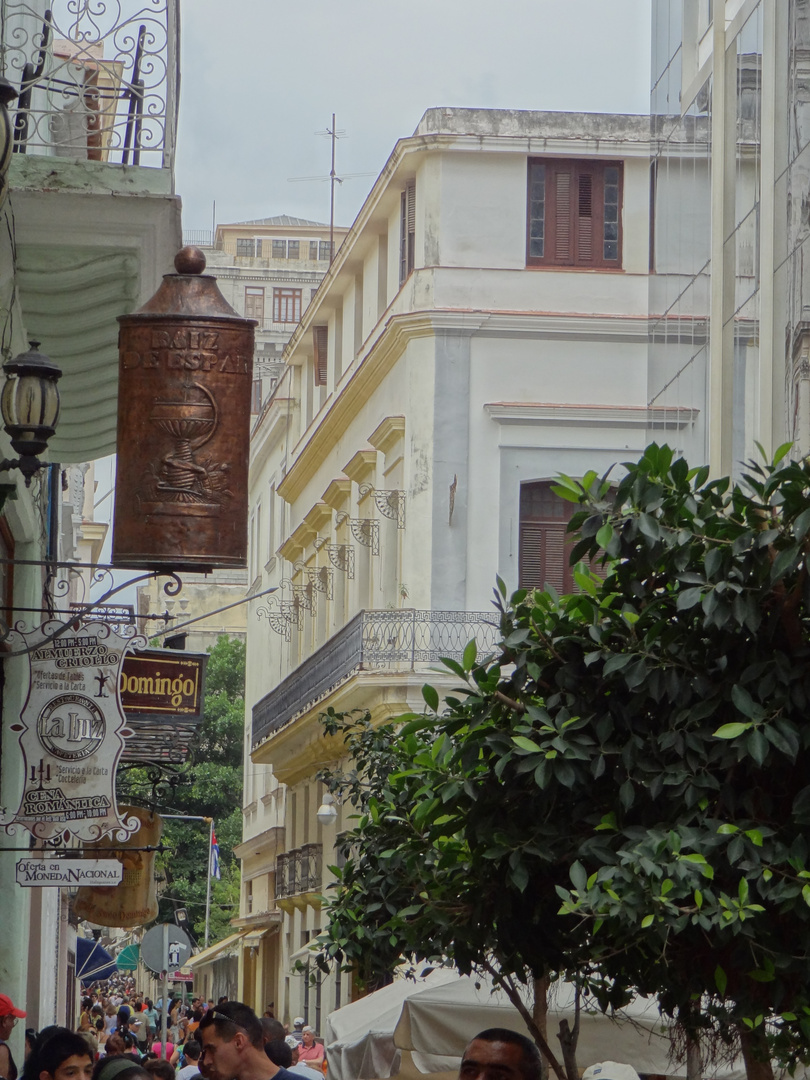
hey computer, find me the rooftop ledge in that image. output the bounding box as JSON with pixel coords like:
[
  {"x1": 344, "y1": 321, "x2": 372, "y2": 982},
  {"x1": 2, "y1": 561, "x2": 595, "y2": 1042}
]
[{"x1": 9, "y1": 155, "x2": 174, "y2": 198}]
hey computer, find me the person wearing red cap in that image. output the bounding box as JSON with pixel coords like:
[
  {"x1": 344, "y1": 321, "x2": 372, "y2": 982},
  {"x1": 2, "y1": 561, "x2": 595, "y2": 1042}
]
[{"x1": 0, "y1": 993, "x2": 26, "y2": 1080}]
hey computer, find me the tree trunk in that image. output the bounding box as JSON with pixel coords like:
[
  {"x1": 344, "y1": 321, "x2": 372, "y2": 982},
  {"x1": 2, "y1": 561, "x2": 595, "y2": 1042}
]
[
  {"x1": 556, "y1": 984, "x2": 580, "y2": 1080},
  {"x1": 738, "y1": 1025, "x2": 774, "y2": 1080},
  {"x1": 486, "y1": 965, "x2": 565, "y2": 1080},
  {"x1": 557, "y1": 1019, "x2": 579, "y2": 1080},
  {"x1": 685, "y1": 1037, "x2": 701, "y2": 1080},
  {"x1": 533, "y1": 976, "x2": 550, "y2": 1080}
]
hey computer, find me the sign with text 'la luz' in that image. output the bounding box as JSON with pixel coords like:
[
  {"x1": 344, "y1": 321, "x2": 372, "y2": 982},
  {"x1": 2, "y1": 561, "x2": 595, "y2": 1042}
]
[{"x1": 0, "y1": 620, "x2": 146, "y2": 843}]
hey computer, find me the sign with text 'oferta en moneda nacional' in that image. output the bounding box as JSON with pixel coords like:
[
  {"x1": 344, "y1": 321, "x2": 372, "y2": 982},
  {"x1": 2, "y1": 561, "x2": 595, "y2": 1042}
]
[
  {"x1": 16, "y1": 858, "x2": 123, "y2": 887},
  {"x1": 0, "y1": 620, "x2": 145, "y2": 843}
]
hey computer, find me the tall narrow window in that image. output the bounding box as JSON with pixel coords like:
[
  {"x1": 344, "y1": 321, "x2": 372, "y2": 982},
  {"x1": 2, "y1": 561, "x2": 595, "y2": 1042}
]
[
  {"x1": 244, "y1": 286, "x2": 264, "y2": 322},
  {"x1": 251, "y1": 378, "x2": 262, "y2": 414},
  {"x1": 288, "y1": 240, "x2": 300, "y2": 259},
  {"x1": 400, "y1": 179, "x2": 416, "y2": 285},
  {"x1": 272, "y1": 239, "x2": 287, "y2": 258},
  {"x1": 519, "y1": 481, "x2": 576, "y2": 593},
  {"x1": 527, "y1": 159, "x2": 623, "y2": 269},
  {"x1": 313, "y1": 326, "x2": 328, "y2": 386},
  {"x1": 319, "y1": 241, "x2": 332, "y2": 261},
  {"x1": 273, "y1": 288, "x2": 302, "y2": 323},
  {"x1": 309, "y1": 241, "x2": 319, "y2": 260}
]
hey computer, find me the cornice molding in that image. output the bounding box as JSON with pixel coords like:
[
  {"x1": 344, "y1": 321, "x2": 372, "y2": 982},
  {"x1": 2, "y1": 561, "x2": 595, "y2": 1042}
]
[{"x1": 485, "y1": 402, "x2": 700, "y2": 428}]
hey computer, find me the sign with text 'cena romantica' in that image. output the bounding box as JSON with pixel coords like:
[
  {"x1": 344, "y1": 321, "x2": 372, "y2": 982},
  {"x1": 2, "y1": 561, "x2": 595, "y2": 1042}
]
[{"x1": 0, "y1": 621, "x2": 145, "y2": 843}]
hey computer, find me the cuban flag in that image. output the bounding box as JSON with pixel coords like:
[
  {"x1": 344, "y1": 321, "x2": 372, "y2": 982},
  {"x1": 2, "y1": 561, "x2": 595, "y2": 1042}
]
[{"x1": 210, "y1": 830, "x2": 221, "y2": 880}]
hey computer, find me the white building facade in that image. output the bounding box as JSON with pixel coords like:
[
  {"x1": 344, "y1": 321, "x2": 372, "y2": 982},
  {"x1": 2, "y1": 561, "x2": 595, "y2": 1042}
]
[{"x1": 236, "y1": 108, "x2": 684, "y2": 1026}]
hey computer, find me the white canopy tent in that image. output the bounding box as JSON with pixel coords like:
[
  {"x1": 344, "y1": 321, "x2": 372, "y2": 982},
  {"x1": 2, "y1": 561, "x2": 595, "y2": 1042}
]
[{"x1": 325, "y1": 969, "x2": 682, "y2": 1080}]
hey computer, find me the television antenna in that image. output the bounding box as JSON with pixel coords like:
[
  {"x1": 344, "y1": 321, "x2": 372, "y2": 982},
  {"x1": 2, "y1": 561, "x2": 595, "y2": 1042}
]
[{"x1": 288, "y1": 113, "x2": 375, "y2": 264}]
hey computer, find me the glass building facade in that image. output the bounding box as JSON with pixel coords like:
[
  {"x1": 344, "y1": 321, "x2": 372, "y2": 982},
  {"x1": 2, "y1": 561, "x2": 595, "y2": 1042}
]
[{"x1": 648, "y1": 1, "x2": 810, "y2": 475}]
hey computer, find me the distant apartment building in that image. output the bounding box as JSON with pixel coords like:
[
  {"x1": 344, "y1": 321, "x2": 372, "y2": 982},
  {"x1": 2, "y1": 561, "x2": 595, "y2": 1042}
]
[
  {"x1": 237, "y1": 107, "x2": 659, "y2": 1025},
  {"x1": 186, "y1": 216, "x2": 350, "y2": 419}
]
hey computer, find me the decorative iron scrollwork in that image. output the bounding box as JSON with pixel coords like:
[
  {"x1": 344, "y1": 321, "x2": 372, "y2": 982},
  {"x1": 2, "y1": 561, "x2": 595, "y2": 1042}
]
[
  {"x1": 326, "y1": 544, "x2": 355, "y2": 579},
  {"x1": 309, "y1": 565, "x2": 333, "y2": 598},
  {"x1": 349, "y1": 518, "x2": 379, "y2": 554},
  {"x1": 292, "y1": 582, "x2": 314, "y2": 615},
  {"x1": 257, "y1": 602, "x2": 292, "y2": 641},
  {"x1": 358, "y1": 483, "x2": 406, "y2": 528},
  {"x1": 294, "y1": 560, "x2": 334, "y2": 599}
]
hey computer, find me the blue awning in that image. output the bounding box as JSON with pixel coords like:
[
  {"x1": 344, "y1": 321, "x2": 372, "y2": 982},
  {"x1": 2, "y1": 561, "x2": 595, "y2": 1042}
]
[{"x1": 76, "y1": 936, "x2": 117, "y2": 981}]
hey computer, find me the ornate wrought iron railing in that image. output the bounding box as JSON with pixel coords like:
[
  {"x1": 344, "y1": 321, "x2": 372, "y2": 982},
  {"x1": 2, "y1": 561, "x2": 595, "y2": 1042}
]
[
  {"x1": 275, "y1": 843, "x2": 323, "y2": 899},
  {"x1": 252, "y1": 608, "x2": 500, "y2": 748},
  {"x1": 1, "y1": 0, "x2": 178, "y2": 168}
]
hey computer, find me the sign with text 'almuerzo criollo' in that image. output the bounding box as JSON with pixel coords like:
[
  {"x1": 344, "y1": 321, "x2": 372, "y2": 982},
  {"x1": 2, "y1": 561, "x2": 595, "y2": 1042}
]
[{"x1": 0, "y1": 620, "x2": 145, "y2": 843}]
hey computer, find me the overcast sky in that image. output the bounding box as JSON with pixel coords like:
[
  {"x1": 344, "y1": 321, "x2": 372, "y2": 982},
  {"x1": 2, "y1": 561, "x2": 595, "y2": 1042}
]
[{"x1": 175, "y1": 0, "x2": 652, "y2": 234}]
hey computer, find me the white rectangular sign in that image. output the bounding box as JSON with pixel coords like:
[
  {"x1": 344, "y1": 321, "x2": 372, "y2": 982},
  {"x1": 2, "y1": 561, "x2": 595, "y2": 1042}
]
[
  {"x1": 16, "y1": 858, "x2": 123, "y2": 887},
  {"x1": 1, "y1": 621, "x2": 146, "y2": 843}
]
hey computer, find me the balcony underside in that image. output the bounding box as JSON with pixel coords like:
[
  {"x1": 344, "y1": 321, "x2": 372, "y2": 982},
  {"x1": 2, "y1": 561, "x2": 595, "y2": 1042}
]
[
  {"x1": 250, "y1": 608, "x2": 499, "y2": 785},
  {"x1": 9, "y1": 158, "x2": 181, "y2": 461}
]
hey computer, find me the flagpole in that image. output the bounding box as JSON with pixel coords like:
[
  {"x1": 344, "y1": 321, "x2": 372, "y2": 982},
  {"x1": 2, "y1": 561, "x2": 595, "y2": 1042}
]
[{"x1": 204, "y1": 817, "x2": 214, "y2": 948}]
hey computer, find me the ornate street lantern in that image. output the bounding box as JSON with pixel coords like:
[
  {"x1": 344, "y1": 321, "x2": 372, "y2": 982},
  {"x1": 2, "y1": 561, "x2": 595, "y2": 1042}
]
[
  {"x1": 0, "y1": 340, "x2": 62, "y2": 485},
  {"x1": 112, "y1": 246, "x2": 256, "y2": 570}
]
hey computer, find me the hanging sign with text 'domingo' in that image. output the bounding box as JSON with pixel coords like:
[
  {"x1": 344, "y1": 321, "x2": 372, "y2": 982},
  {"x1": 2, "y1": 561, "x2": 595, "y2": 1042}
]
[
  {"x1": 112, "y1": 246, "x2": 256, "y2": 572},
  {"x1": 0, "y1": 621, "x2": 145, "y2": 843}
]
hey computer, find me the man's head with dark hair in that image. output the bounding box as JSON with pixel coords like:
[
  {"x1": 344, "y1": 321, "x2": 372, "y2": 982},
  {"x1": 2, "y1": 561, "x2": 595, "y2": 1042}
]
[
  {"x1": 36, "y1": 1027, "x2": 94, "y2": 1080},
  {"x1": 459, "y1": 1030, "x2": 542, "y2": 1080},
  {"x1": 198, "y1": 1004, "x2": 263, "y2": 1051},
  {"x1": 198, "y1": 1002, "x2": 268, "y2": 1080},
  {"x1": 183, "y1": 1041, "x2": 201, "y2": 1063},
  {"x1": 260, "y1": 1019, "x2": 285, "y2": 1045},
  {"x1": 143, "y1": 1061, "x2": 175, "y2": 1080},
  {"x1": 264, "y1": 1040, "x2": 292, "y2": 1069}
]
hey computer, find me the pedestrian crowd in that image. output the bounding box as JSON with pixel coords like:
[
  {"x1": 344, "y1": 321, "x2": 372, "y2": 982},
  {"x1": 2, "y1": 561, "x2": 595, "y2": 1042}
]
[
  {"x1": 3, "y1": 988, "x2": 578, "y2": 1080},
  {"x1": 1, "y1": 992, "x2": 329, "y2": 1080}
]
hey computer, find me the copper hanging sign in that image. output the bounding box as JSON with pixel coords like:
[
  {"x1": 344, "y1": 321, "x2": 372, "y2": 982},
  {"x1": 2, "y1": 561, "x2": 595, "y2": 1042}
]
[{"x1": 112, "y1": 246, "x2": 256, "y2": 571}]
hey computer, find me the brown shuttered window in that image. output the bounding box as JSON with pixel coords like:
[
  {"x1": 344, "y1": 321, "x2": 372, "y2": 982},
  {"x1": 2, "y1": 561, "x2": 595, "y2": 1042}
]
[
  {"x1": 527, "y1": 159, "x2": 623, "y2": 269},
  {"x1": 400, "y1": 179, "x2": 416, "y2": 285},
  {"x1": 518, "y1": 481, "x2": 576, "y2": 594},
  {"x1": 313, "y1": 326, "x2": 328, "y2": 386}
]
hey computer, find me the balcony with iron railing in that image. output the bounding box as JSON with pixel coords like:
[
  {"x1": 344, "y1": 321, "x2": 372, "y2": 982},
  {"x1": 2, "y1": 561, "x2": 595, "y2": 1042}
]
[
  {"x1": 275, "y1": 844, "x2": 323, "y2": 908},
  {"x1": 2, "y1": 0, "x2": 178, "y2": 176},
  {"x1": 252, "y1": 608, "x2": 500, "y2": 749}
]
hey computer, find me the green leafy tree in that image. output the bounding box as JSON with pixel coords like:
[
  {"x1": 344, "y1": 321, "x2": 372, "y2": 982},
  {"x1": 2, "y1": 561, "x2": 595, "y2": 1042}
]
[
  {"x1": 317, "y1": 445, "x2": 810, "y2": 1080},
  {"x1": 118, "y1": 634, "x2": 245, "y2": 944}
]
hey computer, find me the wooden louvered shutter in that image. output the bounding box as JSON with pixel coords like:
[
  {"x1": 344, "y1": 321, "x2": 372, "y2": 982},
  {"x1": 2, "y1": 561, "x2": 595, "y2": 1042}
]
[
  {"x1": 519, "y1": 521, "x2": 572, "y2": 593},
  {"x1": 400, "y1": 180, "x2": 416, "y2": 284},
  {"x1": 577, "y1": 171, "x2": 594, "y2": 262},
  {"x1": 554, "y1": 169, "x2": 572, "y2": 262},
  {"x1": 313, "y1": 326, "x2": 328, "y2": 386},
  {"x1": 519, "y1": 481, "x2": 576, "y2": 594}
]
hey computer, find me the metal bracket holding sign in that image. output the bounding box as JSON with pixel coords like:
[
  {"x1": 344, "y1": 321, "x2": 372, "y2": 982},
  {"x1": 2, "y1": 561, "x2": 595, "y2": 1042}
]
[
  {"x1": 118, "y1": 647, "x2": 208, "y2": 765},
  {"x1": 16, "y1": 858, "x2": 123, "y2": 887},
  {"x1": 0, "y1": 620, "x2": 146, "y2": 842}
]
